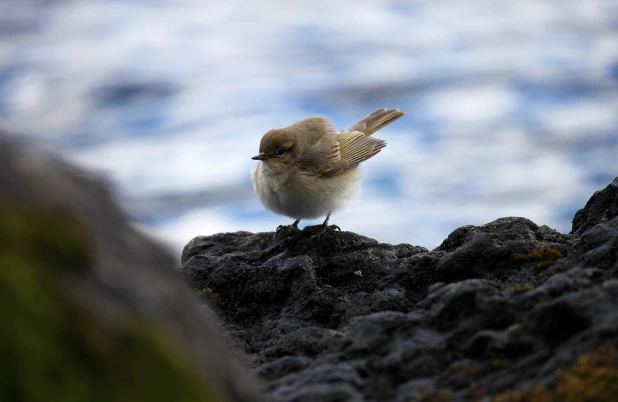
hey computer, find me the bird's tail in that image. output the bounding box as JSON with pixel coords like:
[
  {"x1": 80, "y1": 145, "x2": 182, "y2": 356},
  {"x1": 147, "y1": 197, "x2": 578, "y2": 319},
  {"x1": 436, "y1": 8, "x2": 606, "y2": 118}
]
[{"x1": 348, "y1": 108, "x2": 405, "y2": 136}]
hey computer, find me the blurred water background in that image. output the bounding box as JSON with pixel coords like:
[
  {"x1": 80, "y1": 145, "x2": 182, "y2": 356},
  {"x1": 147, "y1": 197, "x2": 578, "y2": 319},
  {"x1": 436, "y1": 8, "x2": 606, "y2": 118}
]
[{"x1": 1, "y1": 0, "x2": 617, "y2": 255}]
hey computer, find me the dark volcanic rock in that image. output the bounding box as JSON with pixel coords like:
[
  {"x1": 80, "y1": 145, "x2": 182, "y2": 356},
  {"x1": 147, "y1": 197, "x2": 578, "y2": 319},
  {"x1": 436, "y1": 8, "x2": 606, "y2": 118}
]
[
  {"x1": 572, "y1": 177, "x2": 618, "y2": 235},
  {"x1": 182, "y1": 177, "x2": 618, "y2": 401}
]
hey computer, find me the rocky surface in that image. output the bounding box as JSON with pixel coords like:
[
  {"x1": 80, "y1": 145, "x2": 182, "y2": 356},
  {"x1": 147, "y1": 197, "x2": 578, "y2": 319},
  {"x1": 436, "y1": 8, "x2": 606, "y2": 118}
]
[
  {"x1": 0, "y1": 136, "x2": 261, "y2": 402},
  {"x1": 182, "y1": 178, "x2": 618, "y2": 401}
]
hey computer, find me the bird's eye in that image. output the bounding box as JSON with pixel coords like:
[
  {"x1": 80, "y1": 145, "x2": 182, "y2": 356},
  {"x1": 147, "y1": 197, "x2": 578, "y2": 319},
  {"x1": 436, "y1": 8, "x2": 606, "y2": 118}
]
[{"x1": 277, "y1": 149, "x2": 285, "y2": 156}]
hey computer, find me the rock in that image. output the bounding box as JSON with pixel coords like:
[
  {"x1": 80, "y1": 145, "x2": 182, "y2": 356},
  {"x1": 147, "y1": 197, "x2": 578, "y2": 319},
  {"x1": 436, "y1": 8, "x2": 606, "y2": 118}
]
[
  {"x1": 572, "y1": 177, "x2": 618, "y2": 235},
  {"x1": 524, "y1": 295, "x2": 592, "y2": 346},
  {"x1": 267, "y1": 363, "x2": 364, "y2": 402},
  {"x1": 0, "y1": 136, "x2": 261, "y2": 402},
  {"x1": 435, "y1": 217, "x2": 570, "y2": 281},
  {"x1": 396, "y1": 378, "x2": 450, "y2": 402},
  {"x1": 256, "y1": 356, "x2": 313, "y2": 381},
  {"x1": 417, "y1": 279, "x2": 515, "y2": 336},
  {"x1": 182, "y1": 177, "x2": 618, "y2": 401}
]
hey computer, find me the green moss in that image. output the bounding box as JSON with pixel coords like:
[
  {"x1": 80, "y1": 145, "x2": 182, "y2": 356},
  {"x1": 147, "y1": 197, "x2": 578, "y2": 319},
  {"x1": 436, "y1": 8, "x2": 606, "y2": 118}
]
[
  {"x1": 510, "y1": 283, "x2": 535, "y2": 294},
  {"x1": 0, "y1": 206, "x2": 228, "y2": 402},
  {"x1": 512, "y1": 246, "x2": 564, "y2": 269},
  {"x1": 489, "y1": 355, "x2": 511, "y2": 371},
  {"x1": 0, "y1": 205, "x2": 94, "y2": 271},
  {"x1": 403, "y1": 386, "x2": 452, "y2": 402},
  {"x1": 470, "y1": 353, "x2": 511, "y2": 378},
  {"x1": 493, "y1": 387, "x2": 552, "y2": 402},
  {"x1": 493, "y1": 346, "x2": 618, "y2": 402},
  {"x1": 197, "y1": 287, "x2": 221, "y2": 305}
]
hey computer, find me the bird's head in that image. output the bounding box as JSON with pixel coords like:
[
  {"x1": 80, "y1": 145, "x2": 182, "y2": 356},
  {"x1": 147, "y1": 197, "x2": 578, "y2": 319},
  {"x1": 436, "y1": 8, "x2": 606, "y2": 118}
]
[{"x1": 251, "y1": 129, "x2": 296, "y2": 170}]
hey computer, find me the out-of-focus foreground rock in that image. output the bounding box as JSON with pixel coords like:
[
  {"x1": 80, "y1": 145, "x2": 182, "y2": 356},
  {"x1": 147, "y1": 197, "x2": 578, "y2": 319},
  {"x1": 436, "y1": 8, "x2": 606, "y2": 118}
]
[
  {"x1": 182, "y1": 178, "x2": 618, "y2": 401},
  {"x1": 0, "y1": 136, "x2": 262, "y2": 402}
]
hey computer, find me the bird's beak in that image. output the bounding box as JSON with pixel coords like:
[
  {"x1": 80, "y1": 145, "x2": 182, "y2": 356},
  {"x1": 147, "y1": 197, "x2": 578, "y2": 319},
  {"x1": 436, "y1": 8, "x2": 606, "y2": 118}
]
[{"x1": 251, "y1": 153, "x2": 269, "y2": 160}]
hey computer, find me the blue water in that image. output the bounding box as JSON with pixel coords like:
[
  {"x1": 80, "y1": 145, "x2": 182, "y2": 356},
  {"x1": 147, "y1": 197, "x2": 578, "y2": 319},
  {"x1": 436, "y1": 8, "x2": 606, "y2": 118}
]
[{"x1": 1, "y1": 0, "x2": 617, "y2": 255}]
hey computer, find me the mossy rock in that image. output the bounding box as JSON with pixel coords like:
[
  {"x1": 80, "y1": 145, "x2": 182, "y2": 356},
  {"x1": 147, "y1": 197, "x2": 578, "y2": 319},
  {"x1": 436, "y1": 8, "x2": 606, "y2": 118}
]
[
  {"x1": 493, "y1": 345, "x2": 618, "y2": 402},
  {"x1": 512, "y1": 246, "x2": 565, "y2": 269},
  {"x1": 0, "y1": 206, "x2": 227, "y2": 402}
]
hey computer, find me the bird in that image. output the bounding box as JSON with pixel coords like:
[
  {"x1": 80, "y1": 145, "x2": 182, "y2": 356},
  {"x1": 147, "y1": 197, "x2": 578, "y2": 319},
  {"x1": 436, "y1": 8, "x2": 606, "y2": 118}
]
[{"x1": 251, "y1": 108, "x2": 405, "y2": 239}]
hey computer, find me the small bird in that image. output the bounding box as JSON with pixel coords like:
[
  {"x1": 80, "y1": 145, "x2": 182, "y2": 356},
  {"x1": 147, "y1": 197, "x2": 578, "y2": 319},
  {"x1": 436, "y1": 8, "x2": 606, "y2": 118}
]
[{"x1": 251, "y1": 108, "x2": 405, "y2": 238}]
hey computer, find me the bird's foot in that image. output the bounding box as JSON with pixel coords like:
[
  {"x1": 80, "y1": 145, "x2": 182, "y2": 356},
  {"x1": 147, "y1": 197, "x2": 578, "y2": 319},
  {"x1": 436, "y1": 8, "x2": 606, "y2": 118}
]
[
  {"x1": 310, "y1": 224, "x2": 341, "y2": 240},
  {"x1": 275, "y1": 223, "x2": 301, "y2": 240}
]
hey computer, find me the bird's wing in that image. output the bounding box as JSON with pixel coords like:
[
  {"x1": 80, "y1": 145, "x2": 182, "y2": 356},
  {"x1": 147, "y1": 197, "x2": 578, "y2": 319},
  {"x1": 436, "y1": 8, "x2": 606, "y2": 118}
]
[
  {"x1": 298, "y1": 131, "x2": 386, "y2": 178},
  {"x1": 337, "y1": 131, "x2": 386, "y2": 166},
  {"x1": 348, "y1": 108, "x2": 404, "y2": 136},
  {"x1": 297, "y1": 135, "x2": 345, "y2": 177}
]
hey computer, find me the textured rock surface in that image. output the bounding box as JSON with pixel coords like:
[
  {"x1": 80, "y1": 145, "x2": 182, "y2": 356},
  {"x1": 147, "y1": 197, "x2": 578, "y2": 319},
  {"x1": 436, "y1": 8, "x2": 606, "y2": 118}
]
[
  {"x1": 0, "y1": 136, "x2": 261, "y2": 402},
  {"x1": 182, "y1": 178, "x2": 618, "y2": 401},
  {"x1": 572, "y1": 177, "x2": 618, "y2": 235}
]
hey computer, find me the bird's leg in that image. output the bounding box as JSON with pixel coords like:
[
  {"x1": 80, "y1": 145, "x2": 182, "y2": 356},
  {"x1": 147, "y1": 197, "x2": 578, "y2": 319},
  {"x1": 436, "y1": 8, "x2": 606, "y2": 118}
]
[
  {"x1": 322, "y1": 212, "x2": 332, "y2": 227},
  {"x1": 312, "y1": 212, "x2": 340, "y2": 239},
  {"x1": 322, "y1": 212, "x2": 341, "y2": 232},
  {"x1": 275, "y1": 219, "x2": 301, "y2": 240}
]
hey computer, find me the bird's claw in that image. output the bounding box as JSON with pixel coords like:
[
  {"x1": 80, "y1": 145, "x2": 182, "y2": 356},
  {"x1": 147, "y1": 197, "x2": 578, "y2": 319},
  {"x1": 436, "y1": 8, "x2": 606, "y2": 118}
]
[
  {"x1": 274, "y1": 223, "x2": 300, "y2": 240},
  {"x1": 311, "y1": 224, "x2": 341, "y2": 240}
]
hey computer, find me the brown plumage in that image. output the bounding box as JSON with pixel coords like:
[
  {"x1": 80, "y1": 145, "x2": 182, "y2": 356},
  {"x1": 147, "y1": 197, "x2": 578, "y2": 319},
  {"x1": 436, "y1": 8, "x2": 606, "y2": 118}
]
[{"x1": 251, "y1": 108, "x2": 405, "y2": 238}]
